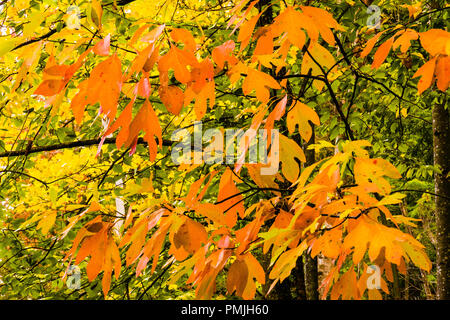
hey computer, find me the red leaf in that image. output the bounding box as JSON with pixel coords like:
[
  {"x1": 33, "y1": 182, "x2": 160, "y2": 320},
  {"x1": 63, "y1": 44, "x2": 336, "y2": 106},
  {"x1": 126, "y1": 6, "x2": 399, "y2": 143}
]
[{"x1": 93, "y1": 34, "x2": 111, "y2": 56}]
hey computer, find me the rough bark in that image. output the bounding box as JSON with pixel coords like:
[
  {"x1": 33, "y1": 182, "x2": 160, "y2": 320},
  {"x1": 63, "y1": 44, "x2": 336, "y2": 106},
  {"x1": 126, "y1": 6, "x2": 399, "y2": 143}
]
[
  {"x1": 433, "y1": 99, "x2": 450, "y2": 300},
  {"x1": 304, "y1": 254, "x2": 319, "y2": 300},
  {"x1": 292, "y1": 257, "x2": 307, "y2": 299},
  {"x1": 303, "y1": 125, "x2": 319, "y2": 300}
]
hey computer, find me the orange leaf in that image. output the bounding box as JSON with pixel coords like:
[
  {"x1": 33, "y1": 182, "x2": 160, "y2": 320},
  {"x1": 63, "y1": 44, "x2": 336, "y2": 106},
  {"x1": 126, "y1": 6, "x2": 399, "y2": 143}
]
[
  {"x1": 141, "y1": 24, "x2": 165, "y2": 44},
  {"x1": 227, "y1": 259, "x2": 248, "y2": 296},
  {"x1": 244, "y1": 253, "x2": 265, "y2": 285},
  {"x1": 435, "y1": 55, "x2": 450, "y2": 92},
  {"x1": 87, "y1": 54, "x2": 123, "y2": 122},
  {"x1": 34, "y1": 79, "x2": 65, "y2": 97},
  {"x1": 242, "y1": 68, "x2": 280, "y2": 104},
  {"x1": 271, "y1": 6, "x2": 307, "y2": 49},
  {"x1": 265, "y1": 95, "x2": 287, "y2": 132},
  {"x1": 93, "y1": 34, "x2": 110, "y2": 56},
  {"x1": 371, "y1": 36, "x2": 394, "y2": 69},
  {"x1": 392, "y1": 29, "x2": 418, "y2": 53},
  {"x1": 253, "y1": 27, "x2": 273, "y2": 56},
  {"x1": 158, "y1": 46, "x2": 197, "y2": 84},
  {"x1": 212, "y1": 40, "x2": 238, "y2": 70},
  {"x1": 195, "y1": 203, "x2": 227, "y2": 226},
  {"x1": 71, "y1": 80, "x2": 90, "y2": 124},
  {"x1": 194, "y1": 80, "x2": 215, "y2": 120},
  {"x1": 401, "y1": 3, "x2": 422, "y2": 18},
  {"x1": 228, "y1": 0, "x2": 258, "y2": 33},
  {"x1": 127, "y1": 43, "x2": 160, "y2": 79},
  {"x1": 360, "y1": 31, "x2": 385, "y2": 58},
  {"x1": 103, "y1": 97, "x2": 135, "y2": 148},
  {"x1": 412, "y1": 56, "x2": 437, "y2": 95},
  {"x1": 170, "y1": 28, "x2": 197, "y2": 52},
  {"x1": 128, "y1": 23, "x2": 151, "y2": 48},
  {"x1": 300, "y1": 6, "x2": 344, "y2": 45},
  {"x1": 217, "y1": 168, "x2": 244, "y2": 226},
  {"x1": 137, "y1": 74, "x2": 151, "y2": 98},
  {"x1": 85, "y1": 230, "x2": 107, "y2": 281},
  {"x1": 159, "y1": 85, "x2": 184, "y2": 115},
  {"x1": 183, "y1": 171, "x2": 218, "y2": 207},
  {"x1": 125, "y1": 99, "x2": 162, "y2": 161},
  {"x1": 237, "y1": 13, "x2": 261, "y2": 53},
  {"x1": 330, "y1": 268, "x2": 359, "y2": 300},
  {"x1": 172, "y1": 218, "x2": 208, "y2": 258},
  {"x1": 189, "y1": 58, "x2": 215, "y2": 94},
  {"x1": 419, "y1": 29, "x2": 450, "y2": 57}
]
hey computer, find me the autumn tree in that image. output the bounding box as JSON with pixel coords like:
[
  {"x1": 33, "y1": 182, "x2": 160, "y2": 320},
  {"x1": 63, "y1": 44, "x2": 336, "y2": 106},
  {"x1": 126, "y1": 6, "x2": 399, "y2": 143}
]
[{"x1": 0, "y1": 0, "x2": 448, "y2": 300}]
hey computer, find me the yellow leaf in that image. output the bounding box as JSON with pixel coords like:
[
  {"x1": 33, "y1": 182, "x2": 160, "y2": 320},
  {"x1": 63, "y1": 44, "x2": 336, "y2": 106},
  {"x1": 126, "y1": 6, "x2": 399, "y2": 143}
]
[
  {"x1": 37, "y1": 212, "x2": 57, "y2": 235},
  {"x1": 376, "y1": 193, "x2": 406, "y2": 206},
  {"x1": 342, "y1": 140, "x2": 371, "y2": 158},
  {"x1": 17, "y1": 213, "x2": 41, "y2": 231},
  {"x1": 23, "y1": 10, "x2": 45, "y2": 37},
  {"x1": 307, "y1": 140, "x2": 334, "y2": 152},
  {"x1": 293, "y1": 160, "x2": 322, "y2": 189},
  {"x1": 269, "y1": 242, "x2": 307, "y2": 282},
  {"x1": 401, "y1": 241, "x2": 432, "y2": 272},
  {"x1": 391, "y1": 215, "x2": 421, "y2": 228},
  {"x1": 286, "y1": 101, "x2": 320, "y2": 142},
  {"x1": 122, "y1": 177, "x2": 154, "y2": 195},
  {"x1": 88, "y1": 0, "x2": 103, "y2": 30},
  {"x1": 278, "y1": 134, "x2": 306, "y2": 183},
  {"x1": 301, "y1": 42, "x2": 334, "y2": 90},
  {"x1": 0, "y1": 38, "x2": 17, "y2": 57}
]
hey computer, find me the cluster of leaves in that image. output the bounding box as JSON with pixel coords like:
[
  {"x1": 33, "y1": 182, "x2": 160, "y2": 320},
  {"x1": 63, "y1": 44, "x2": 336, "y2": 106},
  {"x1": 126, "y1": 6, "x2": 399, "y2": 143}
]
[{"x1": 0, "y1": 0, "x2": 448, "y2": 300}]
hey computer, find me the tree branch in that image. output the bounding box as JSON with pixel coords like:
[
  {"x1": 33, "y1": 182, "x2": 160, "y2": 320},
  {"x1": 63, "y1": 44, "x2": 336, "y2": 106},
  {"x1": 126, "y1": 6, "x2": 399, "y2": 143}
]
[
  {"x1": 0, "y1": 137, "x2": 172, "y2": 158},
  {"x1": 12, "y1": 28, "x2": 58, "y2": 51}
]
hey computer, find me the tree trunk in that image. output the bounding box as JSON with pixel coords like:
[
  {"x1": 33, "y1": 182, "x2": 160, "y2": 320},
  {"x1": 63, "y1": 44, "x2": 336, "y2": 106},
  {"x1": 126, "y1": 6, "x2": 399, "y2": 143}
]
[
  {"x1": 292, "y1": 258, "x2": 307, "y2": 299},
  {"x1": 304, "y1": 254, "x2": 319, "y2": 299},
  {"x1": 433, "y1": 99, "x2": 450, "y2": 300},
  {"x1": 303, "y1": 125, "x2": 319, "y2": 300}
]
